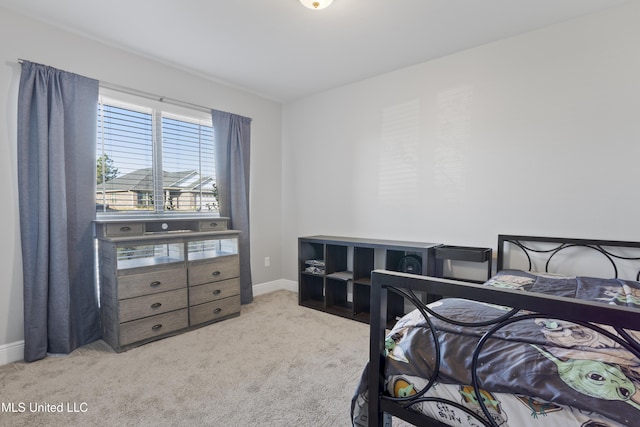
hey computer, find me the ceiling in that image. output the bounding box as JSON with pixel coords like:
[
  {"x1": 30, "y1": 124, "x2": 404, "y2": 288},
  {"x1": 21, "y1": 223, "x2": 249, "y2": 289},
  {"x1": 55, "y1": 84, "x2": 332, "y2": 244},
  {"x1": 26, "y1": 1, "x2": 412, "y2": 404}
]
[{"x1": 0, "y1": 0, "x2": 628, "y2": 102}]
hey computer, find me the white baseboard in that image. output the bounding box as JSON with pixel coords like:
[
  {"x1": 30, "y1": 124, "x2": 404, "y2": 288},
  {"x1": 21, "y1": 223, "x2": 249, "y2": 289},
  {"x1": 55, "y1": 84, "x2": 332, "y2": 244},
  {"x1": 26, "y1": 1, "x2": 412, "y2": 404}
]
[
  {"x1": 253, "y1": 279, "x2": 298, "y2": 296},
  {"x1": 0, "y1": 340, "x2": 24, "y2": 365}
]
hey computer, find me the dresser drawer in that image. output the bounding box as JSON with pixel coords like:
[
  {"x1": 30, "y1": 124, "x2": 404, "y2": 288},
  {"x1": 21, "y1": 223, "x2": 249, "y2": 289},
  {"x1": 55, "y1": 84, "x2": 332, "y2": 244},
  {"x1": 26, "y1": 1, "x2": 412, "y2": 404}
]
[
  {"x1": 118, "y1": 268, "x2": 187, "y2": 300},
  {"x1": 188, "y1": 255, "x2": 239, "y2": 285},
  {"x1": 119, "y1": 308, "x2": 188, "y2": 346},
  {"x1": 119, "y1": 288, "x2": 188, "y2": 323},
  {"x1": 199, "y1": 219, "x2": 228, "y2": 231},
  {"x1": 190, "y1": 295, "x2": 240, "y2": 326},
  {"x1": 189, "y1": 278, "x2": 240, "y2": 306},
  {"x1": 105, "y1": 222, "x2": 144, "y2": 237}
]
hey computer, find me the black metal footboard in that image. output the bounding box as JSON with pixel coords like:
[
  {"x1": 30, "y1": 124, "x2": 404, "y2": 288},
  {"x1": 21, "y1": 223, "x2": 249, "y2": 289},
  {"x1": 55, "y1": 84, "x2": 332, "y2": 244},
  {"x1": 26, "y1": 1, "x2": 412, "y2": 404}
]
[{"x1": 367, "y1": 270, "x2": 640, "y2": 427}]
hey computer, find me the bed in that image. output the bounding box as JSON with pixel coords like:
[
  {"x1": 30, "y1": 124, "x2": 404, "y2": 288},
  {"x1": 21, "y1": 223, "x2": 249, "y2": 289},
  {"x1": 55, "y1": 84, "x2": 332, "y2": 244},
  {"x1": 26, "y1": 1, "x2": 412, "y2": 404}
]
[{"x1": 351, "y1": 235, "x2": 640, "y2": 427}]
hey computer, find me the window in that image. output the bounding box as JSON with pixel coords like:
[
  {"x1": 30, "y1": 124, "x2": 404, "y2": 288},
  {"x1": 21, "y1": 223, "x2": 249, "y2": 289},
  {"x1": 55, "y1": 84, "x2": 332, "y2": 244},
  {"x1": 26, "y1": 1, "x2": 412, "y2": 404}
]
[{"x1": 96, "y1": 89, "x2": 217, "y2": 215}]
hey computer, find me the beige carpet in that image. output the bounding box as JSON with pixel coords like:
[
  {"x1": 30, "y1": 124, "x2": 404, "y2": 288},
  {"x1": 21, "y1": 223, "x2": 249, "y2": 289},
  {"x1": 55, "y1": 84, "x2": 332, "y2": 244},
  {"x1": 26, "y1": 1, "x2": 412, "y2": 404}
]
[{"x1": 0, "y1": 290, "x2": 372, "y2": 427}]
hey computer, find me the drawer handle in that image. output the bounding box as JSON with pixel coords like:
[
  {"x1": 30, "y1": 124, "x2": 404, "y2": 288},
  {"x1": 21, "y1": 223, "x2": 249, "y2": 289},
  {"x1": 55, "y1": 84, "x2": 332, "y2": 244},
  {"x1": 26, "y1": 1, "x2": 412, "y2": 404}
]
[
  {"x1": 213, "y1": 308, "x2": 222, "y2": 314},
  {"x1": 151, "y1": 302, "x2": 162, "y2": 309},
  {"x1": 151, "y1": 324, "x2": 163, "y2": 331},
  {"x1": 213, "y1": 289, "x2": 222, "y2": 296},
  {"x1": 149, "y1": 281, "x2": 161, "y2": 288},
  {"x1": 209, "y1": 222, "x2": 218, "y2": 227},
  {"x1": 212, "y1": 271, "x2": 221, "y2": 277},
  {"x1": 120, "y1": 226, "x2": 131, "y2": 232}
]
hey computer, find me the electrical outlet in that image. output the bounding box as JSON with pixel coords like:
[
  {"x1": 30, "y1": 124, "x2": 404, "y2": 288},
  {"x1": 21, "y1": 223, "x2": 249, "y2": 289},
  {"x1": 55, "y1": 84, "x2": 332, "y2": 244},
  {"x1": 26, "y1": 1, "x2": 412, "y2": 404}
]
[{"x1": 264, "y1": 256, "x2": 270, "y2": 267}]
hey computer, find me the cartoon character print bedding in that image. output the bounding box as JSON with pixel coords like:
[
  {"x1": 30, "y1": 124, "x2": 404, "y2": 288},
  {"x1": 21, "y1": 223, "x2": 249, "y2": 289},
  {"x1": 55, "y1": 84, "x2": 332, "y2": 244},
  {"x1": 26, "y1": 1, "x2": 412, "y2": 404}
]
[{"x1": 351, "y1": 270, "x2": 640, "y2": 427}]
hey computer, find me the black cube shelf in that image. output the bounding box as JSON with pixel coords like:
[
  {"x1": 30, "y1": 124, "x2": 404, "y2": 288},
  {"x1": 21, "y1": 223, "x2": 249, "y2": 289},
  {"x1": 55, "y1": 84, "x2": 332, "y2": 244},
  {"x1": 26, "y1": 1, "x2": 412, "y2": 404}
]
[{"x1": 298, "y1": 236, "x2": 439, "y2": 325}]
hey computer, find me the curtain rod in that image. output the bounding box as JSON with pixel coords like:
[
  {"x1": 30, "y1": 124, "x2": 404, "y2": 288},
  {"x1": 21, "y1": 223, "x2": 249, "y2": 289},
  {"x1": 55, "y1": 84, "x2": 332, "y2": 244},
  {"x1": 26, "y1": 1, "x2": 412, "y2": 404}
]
[
  {"x1": 18, "y1": 58, "x2": 214, "y2": 115},
  {"x1": 98, "y1": 81, "x2": 212, "y2": 114}
]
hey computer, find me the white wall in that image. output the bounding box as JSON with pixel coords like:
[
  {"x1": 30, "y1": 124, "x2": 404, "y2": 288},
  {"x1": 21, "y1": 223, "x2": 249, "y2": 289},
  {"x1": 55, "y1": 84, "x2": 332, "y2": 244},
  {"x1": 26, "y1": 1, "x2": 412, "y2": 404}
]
[
  {"x1": 0, "y1": 8, "x2": 284, "y2": 352},
  {"x1": 282, "y1": 1, "x2": 640, "y2": 281}
]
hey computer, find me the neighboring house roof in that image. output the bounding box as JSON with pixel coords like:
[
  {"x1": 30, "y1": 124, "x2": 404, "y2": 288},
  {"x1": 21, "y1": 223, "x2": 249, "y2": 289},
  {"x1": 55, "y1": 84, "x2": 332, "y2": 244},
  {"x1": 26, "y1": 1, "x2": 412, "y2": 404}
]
[{"x1": 100, "y1": 168, "x2": 215, "y2": 193}]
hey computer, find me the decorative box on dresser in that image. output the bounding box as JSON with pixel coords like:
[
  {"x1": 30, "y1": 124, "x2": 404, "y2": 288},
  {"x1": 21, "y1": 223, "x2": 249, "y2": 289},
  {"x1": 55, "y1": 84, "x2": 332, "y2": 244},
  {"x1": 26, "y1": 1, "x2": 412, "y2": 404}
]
[{"x1": 96, "y1": 217, "x2": 241, "y2": 352}]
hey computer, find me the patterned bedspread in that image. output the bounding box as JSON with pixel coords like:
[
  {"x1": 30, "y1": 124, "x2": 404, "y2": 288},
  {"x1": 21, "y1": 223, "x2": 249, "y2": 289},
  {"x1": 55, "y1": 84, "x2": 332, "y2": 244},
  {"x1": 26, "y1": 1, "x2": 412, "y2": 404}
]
[{"x1": 351, "y1": 270, "x2": 640, "y2": 427}]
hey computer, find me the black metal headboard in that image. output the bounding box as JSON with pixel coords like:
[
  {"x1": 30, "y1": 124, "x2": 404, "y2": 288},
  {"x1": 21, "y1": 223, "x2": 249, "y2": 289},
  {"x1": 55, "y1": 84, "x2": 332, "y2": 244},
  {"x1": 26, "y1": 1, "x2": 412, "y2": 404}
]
[{"x1": 497, "y1": 235, "x2": 640, "y2": 281}]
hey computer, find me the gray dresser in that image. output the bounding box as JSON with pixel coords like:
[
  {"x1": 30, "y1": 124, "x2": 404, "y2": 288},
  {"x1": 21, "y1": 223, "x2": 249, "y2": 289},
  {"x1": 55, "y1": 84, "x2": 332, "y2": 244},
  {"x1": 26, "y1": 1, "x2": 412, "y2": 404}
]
[{"x1": 96, "y1": 217, "x2": 241, "y2": 352}]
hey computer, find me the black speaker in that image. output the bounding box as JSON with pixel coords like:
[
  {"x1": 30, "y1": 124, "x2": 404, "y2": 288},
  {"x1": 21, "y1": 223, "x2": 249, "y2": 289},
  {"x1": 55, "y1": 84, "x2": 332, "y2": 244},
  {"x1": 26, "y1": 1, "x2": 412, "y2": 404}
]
[{"x1": 397, "y1": 255, "x2": 422, "y2": 275}]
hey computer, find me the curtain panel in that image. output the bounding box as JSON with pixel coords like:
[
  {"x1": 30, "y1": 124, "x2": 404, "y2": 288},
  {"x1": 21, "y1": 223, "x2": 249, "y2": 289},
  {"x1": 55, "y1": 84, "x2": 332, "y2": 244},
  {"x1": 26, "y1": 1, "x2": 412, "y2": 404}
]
[
  {"x1": 212, "y1": 110, "x2": 253, "y2": 304},
  {"x1": 17, "y1": 61, "x2": 101, "y2": 362}
]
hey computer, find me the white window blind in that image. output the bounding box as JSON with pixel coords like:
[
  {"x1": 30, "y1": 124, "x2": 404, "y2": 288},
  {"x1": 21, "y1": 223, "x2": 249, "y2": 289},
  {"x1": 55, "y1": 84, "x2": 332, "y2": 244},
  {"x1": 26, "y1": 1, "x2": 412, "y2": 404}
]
[{"x1": 96, "y1": 90, "x2": 216, "y2": 215}]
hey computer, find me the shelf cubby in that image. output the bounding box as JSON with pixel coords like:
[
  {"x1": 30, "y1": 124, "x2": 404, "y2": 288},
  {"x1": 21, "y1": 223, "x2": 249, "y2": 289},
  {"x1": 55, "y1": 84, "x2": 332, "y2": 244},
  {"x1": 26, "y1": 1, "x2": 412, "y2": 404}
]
[
  {"x1": 325, "y1": 277, "x2": 352, "y2": 316},
  {"x1": 326, "y1": 244, "x2": 348, "y2": 275},
  {"x1": 353, "y1": 246, "x2": 374, "y2": 284},
  {"x1": 298, "y1": 273, "x2": 324, "y2": 310}
]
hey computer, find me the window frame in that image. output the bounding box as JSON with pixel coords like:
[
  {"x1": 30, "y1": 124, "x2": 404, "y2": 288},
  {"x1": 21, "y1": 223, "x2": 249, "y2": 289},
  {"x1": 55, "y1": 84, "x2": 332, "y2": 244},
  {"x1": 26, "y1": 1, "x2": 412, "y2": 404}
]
[{"x1": 96, "y1": 88, "x2": 217, "y2": 219}]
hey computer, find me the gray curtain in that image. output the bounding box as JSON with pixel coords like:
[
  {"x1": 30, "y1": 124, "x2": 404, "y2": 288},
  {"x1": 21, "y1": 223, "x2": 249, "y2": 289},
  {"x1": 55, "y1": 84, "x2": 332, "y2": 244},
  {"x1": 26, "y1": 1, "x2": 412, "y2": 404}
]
[
  {"x1": 212, "y1": 110, "x2": 253, "y2": 304},
  {"x1": 18, "y1": 61, "x2": 101, "y2": 362}
]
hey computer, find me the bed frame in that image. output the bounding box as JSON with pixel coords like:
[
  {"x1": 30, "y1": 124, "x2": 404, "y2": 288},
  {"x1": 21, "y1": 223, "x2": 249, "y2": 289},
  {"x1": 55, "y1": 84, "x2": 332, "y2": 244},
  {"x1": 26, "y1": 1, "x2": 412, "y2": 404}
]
[{"x1": 366, "y1": 234, "x2": 640, "y2": 427}]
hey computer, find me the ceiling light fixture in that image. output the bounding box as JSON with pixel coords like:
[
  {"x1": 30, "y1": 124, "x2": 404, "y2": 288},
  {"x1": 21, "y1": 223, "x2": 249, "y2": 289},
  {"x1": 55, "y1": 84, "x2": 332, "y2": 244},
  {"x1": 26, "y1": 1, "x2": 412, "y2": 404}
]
[{"x1": 300, "y1": 0, "x2": 333, "y2": 10}]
